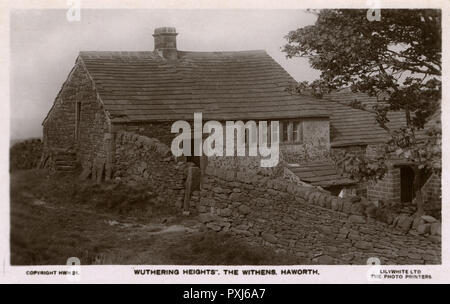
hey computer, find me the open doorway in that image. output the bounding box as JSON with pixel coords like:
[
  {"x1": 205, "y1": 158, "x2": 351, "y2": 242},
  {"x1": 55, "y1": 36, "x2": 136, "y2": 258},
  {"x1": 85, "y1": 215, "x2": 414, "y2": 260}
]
[{"x1": 400, "y1": 166, "x2": 415, "y2": 203}]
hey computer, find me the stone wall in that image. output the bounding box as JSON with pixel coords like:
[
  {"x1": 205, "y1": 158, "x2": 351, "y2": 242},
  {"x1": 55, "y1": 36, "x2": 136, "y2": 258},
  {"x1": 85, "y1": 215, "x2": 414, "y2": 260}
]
[
  {"x1": 198, "y1": 166, "x2": 441, "y2": 265},
  {"x1": 76, "y1": 66, "x2": 110, "y2": 171},
  {"x1": 422, "y1": 173, "x2": 441, "y2": 217},
  {"x1": 113, "y1": 131, "x2": 188, "y2": 208},
  {"x1": 281, "y1": 144, "x2": 330, "y2": 165},
  {"x1": 43, "y1": 82, "x2": 77, "y2": 150},
  {"x1": 43, "y1": 61, "x2": 110, "y2": 172},
  {"x1": 116, "y1": 119, "x2": 332, "y2": 167},
  {"x1": 207, "y1": 155, "x2": 283, "y2": 177},
  {"x1": 332, "y1": 144, "x2": 442, "y2": 209},
  {"x1": 281, "y1": 118, "x2": 330, "y2": 165},
  {"x1": 365, "y1": 148, "x2": 441, "y2": 213},
  {"x1": 367, "y1": 168, "x2": 401, "y2": 206},
  {"x1": 113, "y1": 121, "x2": 175, "y2": 147},
  {"x1": 303, "y1": 118, "x2": 330, "y2": 147}
]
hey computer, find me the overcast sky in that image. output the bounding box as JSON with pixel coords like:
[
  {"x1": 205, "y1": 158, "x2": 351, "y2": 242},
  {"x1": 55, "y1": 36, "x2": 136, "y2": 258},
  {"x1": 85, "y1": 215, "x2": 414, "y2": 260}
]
[{"x1": 10, "y1": 9, "x2": 320, "y2": 140}]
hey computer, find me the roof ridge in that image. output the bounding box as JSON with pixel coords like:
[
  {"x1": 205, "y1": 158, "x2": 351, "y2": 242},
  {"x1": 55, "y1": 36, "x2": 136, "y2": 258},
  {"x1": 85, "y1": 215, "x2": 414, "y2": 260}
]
[
  {"x1": 76, "y1": 50, "x2": 330, "y2": 122},
  {"x1": 79, "y1": 50, "x2": 268, "y2": 55},
  {"x1": 178, "y1": 49, "x2": 267, "y2": 54}
]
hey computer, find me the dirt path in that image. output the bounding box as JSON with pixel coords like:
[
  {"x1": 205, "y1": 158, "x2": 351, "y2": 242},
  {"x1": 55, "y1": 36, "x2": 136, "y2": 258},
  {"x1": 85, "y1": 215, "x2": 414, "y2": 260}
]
[
  {"x1": 12, "y1": 194, "x2": 205, "y2": 265},
  {"x1": 10, "y1": 171, "x2": 203, "y2": 265},
  {"x1": 10, "y1": 169, "x2": 301, "y2": 265}
]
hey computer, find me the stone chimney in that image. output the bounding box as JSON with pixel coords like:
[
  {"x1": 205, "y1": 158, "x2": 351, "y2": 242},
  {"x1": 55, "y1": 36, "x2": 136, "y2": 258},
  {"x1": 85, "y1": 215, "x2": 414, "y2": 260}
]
[{"x1": 153, "y1": 27, "x2": 178, "y2": 60}]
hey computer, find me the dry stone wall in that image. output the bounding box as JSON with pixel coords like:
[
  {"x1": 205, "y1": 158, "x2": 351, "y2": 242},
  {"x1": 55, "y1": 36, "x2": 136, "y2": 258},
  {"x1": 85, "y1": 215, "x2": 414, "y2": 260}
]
[
  {"x1": 198, "y1": 166, "x2": 441, "y2": 265},
  {"x1": 113, "y1": 131, "x2": 189, "y2": 208},
  {"x1": 113, "y1": 121, "x2": 176, "y2": 147},
  {"x1": 421, "y1": 173, "x2": 441, "y2": 217}
]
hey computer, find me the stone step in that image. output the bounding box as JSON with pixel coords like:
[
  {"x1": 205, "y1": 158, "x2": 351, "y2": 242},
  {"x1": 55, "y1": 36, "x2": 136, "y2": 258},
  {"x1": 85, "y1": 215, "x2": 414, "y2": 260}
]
[
  {"x1": 55, "y1": 160, "x2": 77, "y2": 165},
  {"x1": 55, "y1": 165, "x2": 76, "y2": 171},
  {"x1": 54, "y1": 161, "x2": 77, "y2": 165},
  {"x1": 54, "y1": 153, "x2": 76, "y2": 158},
  {"x1": 50, "y1": 150, "x2": 78, "y2": 172},
  {"x1": 54, "y1": 155, "x2": 77, "y2": 161},
  {"x1": 55, "y1": 162, "x2": 76, "y2": 167},
  {"x1": 53, "y1": 152, "x2": 76, "y2": 157},
  {"x1": 55, "y1": 166, "x2": 77, "y2": 171}
]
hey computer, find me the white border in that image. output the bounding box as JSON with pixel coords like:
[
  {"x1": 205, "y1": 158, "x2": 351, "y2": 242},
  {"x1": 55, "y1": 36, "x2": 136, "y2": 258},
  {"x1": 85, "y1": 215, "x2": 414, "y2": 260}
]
[{"x1": 1, "y1": 0, "x2": 449, "y2": 284}]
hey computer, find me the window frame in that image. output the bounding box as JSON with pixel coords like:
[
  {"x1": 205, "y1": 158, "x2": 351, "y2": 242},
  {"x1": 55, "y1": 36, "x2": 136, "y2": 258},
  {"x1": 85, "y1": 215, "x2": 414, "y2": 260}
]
[{"x1": 280, "y1": 119, "x2": 303, "y2": 144}]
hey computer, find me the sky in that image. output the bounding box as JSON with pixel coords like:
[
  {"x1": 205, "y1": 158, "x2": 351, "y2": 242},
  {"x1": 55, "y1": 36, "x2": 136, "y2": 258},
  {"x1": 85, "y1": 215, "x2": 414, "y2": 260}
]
[{"x1": 10, "y1": 9, "x2": 320, "y2": 140}]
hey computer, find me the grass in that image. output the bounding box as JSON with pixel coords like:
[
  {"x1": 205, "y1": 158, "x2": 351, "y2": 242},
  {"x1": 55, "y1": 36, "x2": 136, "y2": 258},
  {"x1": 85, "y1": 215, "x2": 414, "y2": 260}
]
[
  {"x1": 10, "y1": 169, "x2": 304, "y2": 265},
  {"x1": 167, "y1": 231, "x2": 301, "y2": 265},
  {"x1": 11, "y1": 169, "x2": 176, "y2": 218}
]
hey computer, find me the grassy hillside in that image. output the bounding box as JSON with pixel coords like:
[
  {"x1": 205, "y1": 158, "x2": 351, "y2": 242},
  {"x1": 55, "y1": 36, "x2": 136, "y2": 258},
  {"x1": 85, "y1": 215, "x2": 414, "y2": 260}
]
[{"x1": 10, "y1": 169, "x2": 303, "y2": 265}]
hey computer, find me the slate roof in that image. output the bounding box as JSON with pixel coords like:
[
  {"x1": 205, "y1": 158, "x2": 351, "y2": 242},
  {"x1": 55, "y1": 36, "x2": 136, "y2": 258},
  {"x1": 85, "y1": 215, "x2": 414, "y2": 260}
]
[
  {"x1": 288, "y1": 90, "x2": 439, "y2": 187},
  {"x1": 286, "y1": 161, "x2": 355, "y2": 188},
  {"x1": 79, "y1": 50, "x2": 329, "y2": 123},
  {"x1": 319, "y1": 90, "x2": 407, "y2": 147},
  {"x1": 320, "y1": 90, "x2": 440, "y2": 147}
]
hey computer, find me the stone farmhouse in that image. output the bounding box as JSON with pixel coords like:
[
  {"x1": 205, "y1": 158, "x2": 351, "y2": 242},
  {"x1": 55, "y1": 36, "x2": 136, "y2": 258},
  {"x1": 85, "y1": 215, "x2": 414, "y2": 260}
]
[
  {"x1": 42, "y1": 26, "x2": 337, "y2": 185},
  {"x1": 42, "y1": 26, "x2": 439, "y2": 211},
  {"x1": 41, "y1": 28, "x2": 441, "y2": 263}
]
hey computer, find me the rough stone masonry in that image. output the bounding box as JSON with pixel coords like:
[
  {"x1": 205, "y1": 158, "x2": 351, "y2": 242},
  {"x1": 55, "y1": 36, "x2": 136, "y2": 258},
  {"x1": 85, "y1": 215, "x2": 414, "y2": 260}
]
[
  {"x1": 197, "y1": 164, "x2": 441, "y2": 265},
  {"x1": 113, "y1": 131, "x2": 189, "y2": 208},
  {"x1": 89, "y1": 131, "x2": 441, "y2": 265}
]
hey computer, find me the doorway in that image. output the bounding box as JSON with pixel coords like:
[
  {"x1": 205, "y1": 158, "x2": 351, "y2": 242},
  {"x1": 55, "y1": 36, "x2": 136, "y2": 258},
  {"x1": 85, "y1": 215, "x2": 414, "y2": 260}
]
[{"x1": 400, "y1": 166, "x2": 415, "y2": 203}]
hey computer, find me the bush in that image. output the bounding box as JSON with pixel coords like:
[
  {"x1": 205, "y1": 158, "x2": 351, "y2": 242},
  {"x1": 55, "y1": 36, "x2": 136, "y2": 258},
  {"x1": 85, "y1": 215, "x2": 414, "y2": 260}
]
[
  {"x1": 12, "y1": 169, "x2": 178, "y2": 218},
  {"x1": 10, "y1": 138, "x2": 42, "y2": 171}
]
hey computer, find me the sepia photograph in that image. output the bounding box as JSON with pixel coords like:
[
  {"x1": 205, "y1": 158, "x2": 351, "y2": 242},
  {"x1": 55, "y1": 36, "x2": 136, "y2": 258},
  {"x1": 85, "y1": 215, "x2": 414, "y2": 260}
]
[{"x1": 5, "y1": 2, "x2": 444, "y2": 281}]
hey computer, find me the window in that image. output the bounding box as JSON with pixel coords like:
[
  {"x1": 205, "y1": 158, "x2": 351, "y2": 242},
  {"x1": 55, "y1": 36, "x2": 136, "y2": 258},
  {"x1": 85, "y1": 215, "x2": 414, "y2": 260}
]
[
  {"x1": 281, "y1": 120, "x2": 302, "y2": 144},
  {"x1": 282, "y1": 122, "x2": 289, "y2": 142},
  {"x1": 293, "y1": 121, "x2": 302, "y2": 143},
  {"x1": 293, "y1": 122, "x2": 299, "y2": 142}
]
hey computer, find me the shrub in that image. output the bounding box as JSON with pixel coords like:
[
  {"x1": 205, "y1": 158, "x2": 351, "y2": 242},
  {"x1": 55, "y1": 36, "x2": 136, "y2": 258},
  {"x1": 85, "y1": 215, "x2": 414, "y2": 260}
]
[{"x1": 10, "y1": 138, "x2": 42, "y2": 171}]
